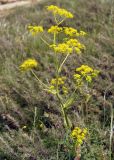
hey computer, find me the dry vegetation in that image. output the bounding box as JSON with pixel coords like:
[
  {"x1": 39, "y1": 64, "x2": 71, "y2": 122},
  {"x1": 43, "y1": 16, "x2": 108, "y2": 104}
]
[{"x1": 0, "y1": 0, "x2": 114, "y2": 159}]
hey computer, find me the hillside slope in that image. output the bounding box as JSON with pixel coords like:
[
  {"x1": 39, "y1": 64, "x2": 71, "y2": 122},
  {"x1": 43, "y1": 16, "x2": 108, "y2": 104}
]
[{"x1": 0, "y1": 0, "x2": 114, "y2": 159}]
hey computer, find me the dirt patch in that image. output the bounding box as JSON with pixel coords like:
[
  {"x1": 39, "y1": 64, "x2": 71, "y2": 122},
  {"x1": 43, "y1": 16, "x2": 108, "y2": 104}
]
[
  {"x1": 0, "y1": 0, "x2": 42, "y2": 17},
  {"x1": 0, "y1": 0, "x2": 22, "y2": 4},
  {"x1": 0, "y1": 1, "x2": 30, "y2": 10}
]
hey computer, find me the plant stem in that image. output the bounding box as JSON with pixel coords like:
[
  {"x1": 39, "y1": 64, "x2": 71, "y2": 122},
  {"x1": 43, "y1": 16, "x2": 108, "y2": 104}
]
[
  {"x1": 58, "y1": 53, "x2": 70, "y2": 73},
  {"x1": 54, "y1": 14, "x2": 58, "y2": 25},
  {"x1": 54, "y1": 33, "x2": 56, "y2": 45},
  {"x1": 55, "y1": 55, "x2": 69, "y2": 128},
  {"x1": 52, "y1": 25, "x2": 69, "y2": 129},
  {"x1": 57, "y1": 18, "x2": 66, "y2": 25},
  {"x1": 33, "y1": 106, "x2": 37, "y2": 142},
  {"x1": 40, "y1": 37, "x2": 50, "y2": 46},
  {"x1": 75, "y1": 146, "x2": 81, "y2": 160},
  {"x1": 109, "y1": 103, "x2": 113, "y2": 160},
  {"x1": 31, "y1": 69, "x2": 49, "y2": 89},
  {"x1": 56, "y1": 93, "x2": 69, "y2": 128},
  {"x1": 54, "y1": 13, "x2": 66, "y2": 26}
]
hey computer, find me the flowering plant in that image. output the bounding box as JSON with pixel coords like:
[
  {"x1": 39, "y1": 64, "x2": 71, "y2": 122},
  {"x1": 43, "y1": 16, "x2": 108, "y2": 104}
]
[{"x1": 19, "y1": 5, "x2": 99, "y2": 159}]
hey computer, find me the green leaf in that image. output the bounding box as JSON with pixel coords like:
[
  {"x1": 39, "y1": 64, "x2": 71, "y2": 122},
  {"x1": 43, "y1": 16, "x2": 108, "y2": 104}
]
[{"x1": 63, "y1": 96, "x2": 75, "y2": 110}]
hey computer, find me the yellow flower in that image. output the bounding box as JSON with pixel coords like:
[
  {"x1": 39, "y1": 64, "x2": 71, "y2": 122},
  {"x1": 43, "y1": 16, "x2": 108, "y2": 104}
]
[
  {"x1": 83, "y1": 128, "x2": 88, "y2": 134},
  {"x1": 48, "y1": 77, "x2": 68, "y2": 95},
  {"x1": 91, "y1": 70, "x2": 100, "y2": 77},
  {"x1": 77, "y1": 138, "x2": 83, "y2": 145},
  {"x1": 75, "y1": 65, "x2": 99, "y2": 83},
  {"x1": 64, "y1": 27, "x2": 87, "y2": 37},
  {"x1": 62, "y1": 86, "x2": 68, "y2": 94},
  {"x1": 75, "y1": 47, "x2": 81, "y2": 54},
  {"x1": 20, "y1": 59, "x2": 38, "y2": 71},
  {"x1": 66, "y1": 39, "x2": 85, "y2": 49},
  {"x1": 81, "y1": 133, "x2": 85, "y2": 139},
  {"x1": 47, "y1": 5, "x2": 73, "y2": 18},
  {"x1": 71, "y1": 127, "x2": 80, "y2": 138},
  {"x1": 50, "y1": 43, "x2": 73, "y2": 54},
  {"x1": 73, "y1": 74, "x2": 81, "y2": 79},
  {"x1": 51, "y1": 77, "x2": 66, "y2": 85},
  {"x1": 50, "y1": 38, "x2": 85, "y2": 54},
  {"x1": 71, "y1": 127, "x2": 88, "y2": 147},
  {"x1": 86, "y1": 75, "x2": 92, "y2": 83},
  {"x1": 48, "y1": 85, "x2": 56, "y2": 94},
  {"x1": 64, "y1": 27, "x2": 79, "y2": 37},
  {"x1": 28, "y1": 25, "x2": 43, "y2": 36},
  {"x1": 79, "y1": 31, "x2": 87, "y2": 36},
  {"x1": 48, "y1": 26, "x2": 63, "y2": 34},
  {"x1": 49, "y1": 85, "x2": 55, "y2": 90},
  {"x1": 76, "y1": 65, "x2": 93, "y2": 73},
  {"x1": 73, "y1": 74, "x2": 83, "y2": 86},
  {"x1": 66, "y1": 39, "x2": 78, "y2": 46},
  {"x1": 66, "y1": 39, "x2": 86, "y2": 54}
]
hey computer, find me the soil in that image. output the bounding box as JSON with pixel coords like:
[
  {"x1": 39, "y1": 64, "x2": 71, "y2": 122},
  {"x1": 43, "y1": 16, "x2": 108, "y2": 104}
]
[
  {"x1": 0, "y1": 0, "x2": 25, "y2": 5},
  {"x1": 0, "y1": 0, "x2": 42, "y2": 17},
  {"x1": 0, "y1": 0, "x2": 26, "y2": 4}
]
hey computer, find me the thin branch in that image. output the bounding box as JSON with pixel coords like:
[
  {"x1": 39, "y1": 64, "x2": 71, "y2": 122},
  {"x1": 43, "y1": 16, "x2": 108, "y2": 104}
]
[
  {"x1": 58, "y1": 53, "x2": 70, "y2": 73},
  {"x1": 40, "y1": 37, "x2": 50, "y2": 46},
  {"x1": 31, "y1": 69, "x2": 49, "y2": 89}
]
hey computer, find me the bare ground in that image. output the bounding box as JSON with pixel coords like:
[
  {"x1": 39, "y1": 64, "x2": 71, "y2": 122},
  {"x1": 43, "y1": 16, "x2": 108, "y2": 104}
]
[{"x1": 0, "y1": 0, "x2": 43, "y2": 17}]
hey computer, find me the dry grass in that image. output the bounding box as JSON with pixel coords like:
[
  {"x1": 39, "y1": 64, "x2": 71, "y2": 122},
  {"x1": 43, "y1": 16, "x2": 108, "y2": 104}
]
[{"x1": 0, "y1": 0, "x2": 114, "y2": 159}]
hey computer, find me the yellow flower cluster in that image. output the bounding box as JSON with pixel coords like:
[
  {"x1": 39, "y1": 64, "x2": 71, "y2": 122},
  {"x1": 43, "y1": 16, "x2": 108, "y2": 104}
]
[
  {"x1": 62, "y1": 86, "x2": 68, "y2": 94},
  {"x1": 47, "y1": 26, "x2": 87, "y2": 37},
  {"x1": 79, "y1": 31, "x2": 87, "y2": 36},
  {"x1": 50, "y1": 43, "x2": 72, "y2": 54},
  {"x1": 64, "y1": 27, "x2": 79, "y2": 36},
  {"x1": 74, "y1": 65, "x2": 99, "y2": 84},
  {"x1": 47, "y1": 5, "x2": 73, "y2": 18},
  {"x1": 28, "y1": 25, "x2": 43, "y2": 36},
  {"x1": 49, "y1": 77, "x2": 68, "y2": 94},
  {"x1": 66, "y1": 39, "x2": 86, "y2": 54},
  {"x1": 20, "y1": 59, "x2": 38, "y2": 71},
  {"x1": 64, "y1": 27, "x2": 87, "y2": 37},
  {"x1": 71, "y1": 127, "x2": 87, "y2": 146},
  {"x1": 74, "y1": 74, "x2": 83, "y2": 86},
  {"x1": 50, "y1": 39, "x2": 85, "y2": 54},
  {"x1": 48, "y1": 26, "x2": 63, "y2": 34},
  {"x1": 51, "y1": 77, "x2": 66, "y2": 85}
]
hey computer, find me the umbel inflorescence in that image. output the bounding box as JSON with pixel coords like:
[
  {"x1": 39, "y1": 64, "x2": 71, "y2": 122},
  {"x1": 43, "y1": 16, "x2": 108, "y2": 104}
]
[
  {"x1": 71, "y1": 127, "x2": 88, "y2": 146},
  {"x1": 20, "y1": 59, "x2": 38, "y2": 71},
  {"x1": 74, "y1": 65, "x2": 99, "y2": 85},
  {"x1": 47, "y1": 5, "x2": 74, "y2": 18}
]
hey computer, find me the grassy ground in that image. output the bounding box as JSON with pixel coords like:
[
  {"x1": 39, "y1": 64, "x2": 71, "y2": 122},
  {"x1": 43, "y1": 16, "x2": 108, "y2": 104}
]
[{"x1": 0, "y1": 0, "x2": 114, "y2": 159}]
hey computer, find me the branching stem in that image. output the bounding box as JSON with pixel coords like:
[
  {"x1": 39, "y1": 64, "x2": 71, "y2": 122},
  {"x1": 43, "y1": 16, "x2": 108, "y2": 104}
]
[{"x1": 31, "y1": 69, "x2": 49, "y2": 89}]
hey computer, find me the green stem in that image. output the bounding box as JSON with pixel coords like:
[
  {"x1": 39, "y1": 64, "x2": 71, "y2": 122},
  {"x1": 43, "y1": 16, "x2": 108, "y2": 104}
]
[
  {"x1": 64, "y1": 87, "x2": 77, "y2": 108},
  {"x1": 40, "y1": 37, "x2": 50, "y2": 46},
  {"x1": 54, "y1": 13, "x2": 66, "y2": 26},
  {"x1": 54, "y1": 14, "x2": 58, "y2": 24},
  {"x1": 53, "y1": 30, "x2": 69, "y2": 129},
  {"x1": 53, "y1": 33, "x2": 59, "y2": 92},
  {"x1": 54, "y1": 33, "x2": 56, "y2": 45},
  {"x1": 56, "y1": 93, "x2": 69, "y2": 128},
  {"x1": 57, "y1": 18, "x2": 66, "y2": 25},
  {"x1": 58, "y1": 53, "x2": 70, "y2": 73},
  {"x1": 31, "y1": 69, "x2": 49, "y2": 89}
]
